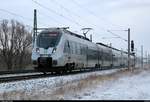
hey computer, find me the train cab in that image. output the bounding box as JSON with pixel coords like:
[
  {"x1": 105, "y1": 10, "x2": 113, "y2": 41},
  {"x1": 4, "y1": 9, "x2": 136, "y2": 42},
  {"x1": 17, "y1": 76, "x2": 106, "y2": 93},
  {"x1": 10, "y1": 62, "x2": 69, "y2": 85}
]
[{"x1": 31, "y1": 29, "x2": 62, "y2": 69}]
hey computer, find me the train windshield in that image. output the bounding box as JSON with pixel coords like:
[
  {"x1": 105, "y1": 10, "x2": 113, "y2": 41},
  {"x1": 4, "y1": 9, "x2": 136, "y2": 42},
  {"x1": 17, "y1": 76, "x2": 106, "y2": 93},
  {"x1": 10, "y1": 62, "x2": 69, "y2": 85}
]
[{"x1": 36, "y1": 31, "x2": 62, "y2": 49}]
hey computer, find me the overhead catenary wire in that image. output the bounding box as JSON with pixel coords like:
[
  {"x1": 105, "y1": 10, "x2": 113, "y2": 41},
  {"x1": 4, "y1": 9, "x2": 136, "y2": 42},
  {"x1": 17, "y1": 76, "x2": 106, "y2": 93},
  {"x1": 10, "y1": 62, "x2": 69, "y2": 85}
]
[
  {"x1": 0, "y1": 8, "x2": 33, "y2": 22},
  {"x1": 0, "y1": 8, "x2": 48, "y2": 28},
  {"x1": 68, "y1": 0, "x2": 130, "y2": 49},
  {"x1": 51, "y1": 0, "x2": 86, "y2": 26},
  {"x1": 37, "y1": 10, "x2": 65, "y2": 26},
  {"x1": 51, "y1": 0, "x2": 107, "y2": 32},
  {"x1": 71, "y1": 0, "x2": 126, "y2": 29},
  {"x1": 0, "y1": 9, "x2": 33, "y2": 29},
  {"x1": 51, "y1": 0, "x2": 94, "y2": 28},
  {"x1": 32, "y1": 0, "x2": 85, "y2": 28},
  {"x1": 57, "y1": 0, "x2": 113, "y2": 32},
  {"x1": 32, "y1": 0, "x2": 122, "y2": 37},
  {"x1": 107, "y1": 30, "x2": 128, "y2": 42}
]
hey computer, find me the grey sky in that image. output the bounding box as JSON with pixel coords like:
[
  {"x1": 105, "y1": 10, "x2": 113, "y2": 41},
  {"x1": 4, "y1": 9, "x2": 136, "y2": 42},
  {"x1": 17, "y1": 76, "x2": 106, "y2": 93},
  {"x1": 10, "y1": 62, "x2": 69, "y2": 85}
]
[{"x1": 0, "y1": 0, "x2": 150, "y2": 56}]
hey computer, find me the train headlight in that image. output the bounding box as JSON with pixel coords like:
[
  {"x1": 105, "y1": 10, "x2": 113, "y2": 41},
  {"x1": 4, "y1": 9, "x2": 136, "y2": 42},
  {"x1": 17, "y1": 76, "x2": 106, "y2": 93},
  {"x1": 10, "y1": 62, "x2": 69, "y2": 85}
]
[
  {"x1": 52, "y1": 48, "x2": 57, "y2": 53},
  {"x1": 36, "y1": 48, "x2": 40, "y2": 53}
]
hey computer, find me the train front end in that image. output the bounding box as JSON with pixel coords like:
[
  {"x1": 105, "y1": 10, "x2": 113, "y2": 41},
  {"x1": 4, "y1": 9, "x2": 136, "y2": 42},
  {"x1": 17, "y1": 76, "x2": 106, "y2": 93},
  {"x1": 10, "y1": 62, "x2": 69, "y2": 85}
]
[{"x1": 31, "y1": 29, "x2": 62, "y2": 71}]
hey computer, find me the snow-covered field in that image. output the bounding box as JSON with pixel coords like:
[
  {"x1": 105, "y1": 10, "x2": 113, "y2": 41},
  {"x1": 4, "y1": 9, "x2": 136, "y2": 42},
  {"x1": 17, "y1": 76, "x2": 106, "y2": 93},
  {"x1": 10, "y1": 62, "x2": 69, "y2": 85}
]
[
  {"x1": 68, "y1": 68, "x2": 150, "y2": 100},
  {"x1": 0, "y1": 67, "x2": 150, "y2": 100}
]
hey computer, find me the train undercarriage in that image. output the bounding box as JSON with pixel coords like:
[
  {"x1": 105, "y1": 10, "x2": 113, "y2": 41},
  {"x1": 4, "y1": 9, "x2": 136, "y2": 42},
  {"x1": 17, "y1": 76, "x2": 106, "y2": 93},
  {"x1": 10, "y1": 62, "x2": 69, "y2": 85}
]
[{"x1": 34, "y1": 57, "x2": 128, "y2": 74}]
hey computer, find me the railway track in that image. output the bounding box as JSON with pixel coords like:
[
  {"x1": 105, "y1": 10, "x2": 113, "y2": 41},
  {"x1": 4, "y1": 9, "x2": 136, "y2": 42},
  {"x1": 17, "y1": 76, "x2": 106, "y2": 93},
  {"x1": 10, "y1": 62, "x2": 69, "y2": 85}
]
[
  {"x1": 0, "y1": 70, "x2": 38, "y2": 75},
  {"x1": 0, "y1": 66, "x2": 127, "y2": 83}
]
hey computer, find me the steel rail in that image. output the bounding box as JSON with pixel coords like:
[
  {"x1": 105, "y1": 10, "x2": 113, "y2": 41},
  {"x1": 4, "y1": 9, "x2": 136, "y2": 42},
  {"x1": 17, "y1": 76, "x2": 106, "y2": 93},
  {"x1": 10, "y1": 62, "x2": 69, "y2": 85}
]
[{"x1": 0, "y1": 70, "x2": 39, "y2": 75}]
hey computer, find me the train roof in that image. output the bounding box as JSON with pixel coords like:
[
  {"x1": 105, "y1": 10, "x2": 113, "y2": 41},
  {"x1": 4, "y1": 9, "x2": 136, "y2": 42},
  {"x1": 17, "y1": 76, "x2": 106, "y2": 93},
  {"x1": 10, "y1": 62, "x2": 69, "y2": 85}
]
[
  {"x1": 96, "y1": 42, "x2": 120, "y2": 51},
  {"x1": 38, "y1": 27, "x2": 91, "y2": 41},
  {"x1": 64, "y1": 29, "x2": 91, "y2": 41},
  {"x1": 65, "y1": 30, "x2": 133, "y2": 55},
  {"x1": 96, "y1": 42, "x2": 131, "y2": 55},
  {"x1": 64, "y1": 29, "x2": 132, "y2": 55}
]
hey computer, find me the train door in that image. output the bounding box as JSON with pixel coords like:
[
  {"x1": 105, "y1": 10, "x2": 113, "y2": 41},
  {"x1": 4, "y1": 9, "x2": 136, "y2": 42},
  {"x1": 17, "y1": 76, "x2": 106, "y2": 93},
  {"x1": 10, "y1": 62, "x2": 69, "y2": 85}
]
[
  {"x1": 97, "y1": 48, "x2": 100, "y2": 66},
  {"x1": 101, "y1": 49, "x2": 104, "y2": 67},
  {"x1": 121, "y1": 50, "x2": 123, "y2": 67},
  {"x1": 64, "y1": 40, "x2": 71, "y2": 63},
  {"x1": 110, "y1": 49, "x2": 113, "y2": 67},
  {"x1": 95, "y1": 47, "x2": 99, "y2": 67},
  {"x1": 111, "y1": 50, "x2": 114, "y2": 67},
  {"x1": 98, "y1": 47, "x2": 102, "y2": 68},
  {"x1": 86, "y1": 46, "x2": 88, "y2": 67}
]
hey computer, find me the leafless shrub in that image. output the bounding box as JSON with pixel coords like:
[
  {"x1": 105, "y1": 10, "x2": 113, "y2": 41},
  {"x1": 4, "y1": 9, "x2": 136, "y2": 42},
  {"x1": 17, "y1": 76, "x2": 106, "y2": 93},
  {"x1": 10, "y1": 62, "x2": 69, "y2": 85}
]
[{"x1": 0, "y1": 19, "x2": 32, "y2": 71}]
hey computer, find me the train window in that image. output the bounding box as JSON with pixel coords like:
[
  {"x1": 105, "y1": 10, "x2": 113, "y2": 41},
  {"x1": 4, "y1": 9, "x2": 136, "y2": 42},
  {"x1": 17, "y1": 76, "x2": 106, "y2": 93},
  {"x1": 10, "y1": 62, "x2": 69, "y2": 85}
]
[
  {"x1": 72, "y1": 41, "x2": 75, "y2": 54},
  {"x1": 81, "y1": 46, "x2": 85, "y2": 55},
  {"x1": 63, "y1": 41, "x2": 67, "y2": 53},
  {"x1": 36, "y1": 31, "x2": 62, "y2": 49},
  {"x1": 98, "y1": 50, "x2": 102, "y2": 60},
  {"x1": 68, "y1": 41, "x2": 70, "y2": 48},
  {"x1": 74, "y1": 43, "x2": 78, "y2": 54},
  {"x1": 63, "y1": 40, "x2": 70, "y2": 54},
  {"x1": 81, "y1": 45, "x2": 84, "y2": 55},
  {"x1": 87, "y1": 48, "x2": 98, "y2": 60},
  {"x1": 102, "y1": 51, "x2": 112, "y2": 61},
  {"x1": 69, "y1": 41, "x2": 73, "y2": 54},
  {"x1": 103, "y1": 52, "x2": 107, "y2": 61},
  {"x1": 80, "y1": 45, "x2": 83, "y2": 55},
  {"x1": 77, "y1": 43, "x2": 80, "y2": 55}
]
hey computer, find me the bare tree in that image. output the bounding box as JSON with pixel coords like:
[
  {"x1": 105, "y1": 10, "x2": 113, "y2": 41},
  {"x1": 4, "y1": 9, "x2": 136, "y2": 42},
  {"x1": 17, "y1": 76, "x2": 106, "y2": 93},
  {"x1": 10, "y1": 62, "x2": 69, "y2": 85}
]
[{"x1": 0, "y1": 19, "x2": 32, "y2": 71}]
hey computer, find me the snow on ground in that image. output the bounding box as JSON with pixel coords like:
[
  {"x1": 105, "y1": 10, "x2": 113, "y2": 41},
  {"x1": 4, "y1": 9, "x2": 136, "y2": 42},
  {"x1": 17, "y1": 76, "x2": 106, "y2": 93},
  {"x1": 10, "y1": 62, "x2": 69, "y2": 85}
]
[
  {"x1": 65, "y1": 68, "x2": 150, "y2": 100},
  {"x1": 0, "y1": 67, "x2": 150, "y2": 100},
  {"x1": 0, "y1": 68, "x2": 121, "y2": 100}
]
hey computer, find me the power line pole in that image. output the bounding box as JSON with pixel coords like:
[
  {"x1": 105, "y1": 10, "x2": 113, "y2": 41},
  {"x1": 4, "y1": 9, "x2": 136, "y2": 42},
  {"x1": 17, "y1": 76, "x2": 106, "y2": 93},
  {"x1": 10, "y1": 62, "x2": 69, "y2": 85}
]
[
  {"x1": 145, "y1": 51, "x2": 148, "y2": 68},
  {"x1": 121, "y1": 48, "x2": 123, "y2": 68},
  {"x1": 148, "y1": 54, "x2": 150, "y2": 67},
  {"x1": 141, "y1": 45, "x2": 143, "y2": 69},
  {"x1": 33, "y1": 9, "x2": 37, "y2": 47},
  {"x1": 145, "y1": 51, "x2": 147, "y2": 66},
  {"x1": 128, "y1": 28, "x2": 130, "y2": 70}
]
